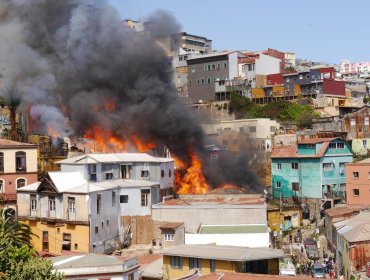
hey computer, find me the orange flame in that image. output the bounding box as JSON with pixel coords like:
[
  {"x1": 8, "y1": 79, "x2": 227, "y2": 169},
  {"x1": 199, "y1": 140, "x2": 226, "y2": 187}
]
[
  {"x1": 174, "y1": 150, "x2": 209, "y2": 194},
  {"x1": 84, "y1": 125, "x2": 127, "y2": 153},
  {"x1": 47, "y1": 124, "x2": 61, "y2": 138},
  {"x1": 104, "y1": 100, "x2": 116, "y2": 112}
]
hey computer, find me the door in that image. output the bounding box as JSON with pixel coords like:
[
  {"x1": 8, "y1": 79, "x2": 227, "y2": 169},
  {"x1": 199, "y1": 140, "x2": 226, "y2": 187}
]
[{"x1": 42, "y1": 231, "x2": 49, "y2": 251}]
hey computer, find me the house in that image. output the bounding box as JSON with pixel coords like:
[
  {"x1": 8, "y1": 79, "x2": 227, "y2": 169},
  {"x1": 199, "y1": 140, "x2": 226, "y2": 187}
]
[
  {"x1": 170, "y1": 32, "x2": 212, "y2": 55},
  {"x1": 342, "y1": 106, "x2": 370, "y2": 156},
  {"x1": 324, "y1": 205, "x2": 368, "y2": 253},
  {"x1": 17, "y1": 152, "x2": 174, "y2": 255},
  {"x1": 335, "y1": 211, "x2": 370, "y2": 279},
  {"x1": 159, "y1": 222, "x2": 185, "y2": 248},
  {"x1": 0, "y1": 139, "x2": 38, "y2": 215},
  {"x1": 346, "y1": 158, "x2": 370, "y2": 205},
  {"x1": 271, "y1": 138, "x2": 353, "y2": 216},
  {"x1": 187, "y1": 51, "x2": 245, "y2": 103},
  {"x1": 51, "y1": 254, "x2": 140, "y2": 279},
  {"x1": 162, "y1": 244, "x2": 284, "y2": 279},
  {"x1": 267, "y1": 204, "x2": 302, "y2": 232},
  {"x1": 272, "y1": 137, "x2": 353, "y2": 200},
  {"x1": 151, "y1": 194, "x2": 267, "y2": 245}
]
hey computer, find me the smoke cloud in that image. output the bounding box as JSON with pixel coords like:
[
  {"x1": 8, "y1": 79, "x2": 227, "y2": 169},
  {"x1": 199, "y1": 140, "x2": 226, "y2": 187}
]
[{"x1": 0, "y1": 0, "x2": 262, "y2": 193}]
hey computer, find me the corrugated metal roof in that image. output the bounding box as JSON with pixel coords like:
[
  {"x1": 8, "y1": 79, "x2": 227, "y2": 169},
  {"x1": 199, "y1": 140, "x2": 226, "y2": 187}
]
[
  {"x1": 198, "y1": 272, "x2": 312, "y2": 280},
  {"x1": 57, "y1": 153, "x2": 173, "y2": 165},
  {"x1": 325, "y1": 205, "x2": 368, "y2": 217},
  {"x1": 271, "y1": 140, "x2": 332, "y2": 158},
  {"x1": 162, "y1": 244, "x2": 284, "y2": 261},
  {"x1": 199, "y1": 224, "x2": 268, "y2": 234}
]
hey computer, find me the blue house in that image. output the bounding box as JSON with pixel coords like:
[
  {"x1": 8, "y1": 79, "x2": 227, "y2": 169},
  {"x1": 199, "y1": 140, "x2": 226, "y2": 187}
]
[{"x1": 271, "y1": 138, "x2": 353, "y2": 200}]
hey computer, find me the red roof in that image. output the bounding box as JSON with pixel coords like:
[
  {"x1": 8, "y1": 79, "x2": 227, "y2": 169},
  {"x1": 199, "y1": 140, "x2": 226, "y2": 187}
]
[
  {"x1": 159, "y1": 222, "x2": 184, "y2": 229},
  {"x1": 197, "y1": 272, "x2": 311, "y2": 280},
  {"x1": 271, "y1": 139, "x2": 332, "y2": 159},
  {"x1": 297, "y1": 137, "x2": 336, "y2": 144},
  {"x1": 160, "y1": 195, "x2": 265, "y2": 206},
  {"x1": 325, "y1": 205, "x2": 370, "y2": 217}
]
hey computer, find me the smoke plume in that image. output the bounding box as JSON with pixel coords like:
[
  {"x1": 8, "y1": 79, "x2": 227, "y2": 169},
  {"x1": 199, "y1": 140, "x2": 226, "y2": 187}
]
[{"x1": 0, "y1": 0, "x2": 262, "y2": 193}]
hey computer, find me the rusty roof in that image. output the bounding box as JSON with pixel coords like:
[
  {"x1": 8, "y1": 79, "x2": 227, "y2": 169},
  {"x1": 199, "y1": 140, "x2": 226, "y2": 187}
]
[
  {"x1": 0, "y1": 139, "x2": 38, "y2": 149},
  {"x1": 153, "y1": 194, "x2": 265, "y2": 208},
  {"x1": 325, "y1": 205, "x2": 369, "y2": 217},
  {"x1": 297, "y1": 137, "x2": 336, "y2": 144},
  {"x1": 159, "y1": 222, "x2": 184, "y2": 229},
  {"x1": 271, "y1": 140, "x2": 331, "y2": 159},
  {"x1": 197, "y1": 272, "x2": 311, "y2": 279}
]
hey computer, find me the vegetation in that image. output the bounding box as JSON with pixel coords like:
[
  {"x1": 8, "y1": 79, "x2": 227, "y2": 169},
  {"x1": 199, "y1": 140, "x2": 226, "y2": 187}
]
[
  {"x1": 0, "y1": 210, "x2": 63, "y2": 280},
  {"x1": 229, "y1": 93, "x2": 319, "y2": 129}
]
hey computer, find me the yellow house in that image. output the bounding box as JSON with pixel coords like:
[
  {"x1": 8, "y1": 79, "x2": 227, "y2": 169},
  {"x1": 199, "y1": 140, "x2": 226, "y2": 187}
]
[
  {"x1": 162, "y1": 244, "x2": 284, "y2": 279},
  {"x1": 267, "y1": 204, "x2": 302, "y2": 232}
]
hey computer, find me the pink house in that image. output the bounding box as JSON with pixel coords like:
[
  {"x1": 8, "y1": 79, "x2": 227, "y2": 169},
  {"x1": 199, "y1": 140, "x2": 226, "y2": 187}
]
[
  {"x1": 340, "y1": 60, "x2": 370, "y2": 76},
  {"x1": 346, "y1": 158, "x2": 370, "y2": 205}
]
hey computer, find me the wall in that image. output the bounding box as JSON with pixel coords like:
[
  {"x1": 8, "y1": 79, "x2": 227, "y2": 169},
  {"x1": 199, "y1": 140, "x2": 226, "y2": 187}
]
[
  {"x1": 23, "y1": 220, "x2": 90, "y2": 254},
  {"x1": 268, "y1": 208, "x2": 301, "y2": 232},
  {"x1": 89, "y1": 188, "x2": 121, "y2": 254},
  {"x1": 185, "y1": 232, "x2": 269, "y2": 247},
  {"x1": 2, "y1": 147, "x2": 38, "y2": 173},
  {"x1": 255, "y1": 54, "x2": 280, "y2": 75},
  {"x1": 323, "y1": 79, "x2": 346, "y2": 96},
  {"x1": 346, "y1": 163, "x2": 370, "y2": 205},
  {"x1": 1, "y1": 173, "x2": 37, "y2": 194},
  {"x1": 121, "y1": 215, "x2": 153, "y2": 245},
  {"x1": 152, "y1": 206, "x2": 267, "y2": 234},
  {"x1": 351, "y1": 138, "x2": 370, "y2": 156},
  {"x1": 159, "y1": 161, "x2": 174, "y2": 190},
  {"x1": 119, "y1": 187, "x2": 157, "y2": 216}
]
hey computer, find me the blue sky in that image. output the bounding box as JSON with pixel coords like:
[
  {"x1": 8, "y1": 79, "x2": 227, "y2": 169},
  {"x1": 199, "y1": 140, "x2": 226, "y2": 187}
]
[{"x1": 108, "y1": 0, "x2": 369, "y2": 64}]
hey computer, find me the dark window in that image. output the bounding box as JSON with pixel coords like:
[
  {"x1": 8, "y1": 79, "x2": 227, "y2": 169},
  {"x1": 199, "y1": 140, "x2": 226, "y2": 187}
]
[
  {"x1": 210, "y1": 259, "x2": 216, "y2": 272},
  {"x1": 291, "y1": 162, "x2": 299, "y2": 169},
  {"x1": 97, "y1": 194, "x2": 101, "y2": 214},
  {"x1": 292, "y1": 182, "x2": 300, "y2": 191},
  {"x1": 169, "y1": 169, "x2": 172, "y2": 177},
  {"x1": 141, "y1": 189, "x2": 150, "y2": 206},
  {"x1": 112, "y1": 191, "x2": 116, "y2": 206},
  {"x1": 74, "y1": 243, "x2": 78, "y2": 250},
  {"x1": 353, "y1": 172, "x2": 359, "y2": 179},
  {"x1": 161, "y1": 170, "x2": 165, "y2": 178},
  {"x1": 88, "y1": 164, "x2": 97, "y2": 182},
  {"x1": 120, "y1": 195, "x2": 128, "y2": 203},
  {"x1": 17, "y1": 178, "x2": 26, "y2": 188},
  {"x1": 105, "y1": 173, "x2": 113, "y2": 180},
  {"x1": 62, "y1": 233, "x2": 71, "y2": 251},
  {"x1": 0, "y1": 152, "x2": 3, "y2": 172},
  {"x1": 277, "y1": 163, "x2": 281, "y2": 170},
  {"x1": 170, "y1": 256, "x2": 183, "y2": 269},
  {"x1": 141, "y1": 170, "x2": 149, "y2": 177},
  {"x1": 15, "y1": 151, "x2": 26, "y2": 172},
  {"x1": 42, "y1": 231, "x2": 49, "y2": 251},
  {"x1": 189, "y1": 258, "x2": 202, "y2": 271},
  {"x1": 353, "y1": 189, "x2": 360, "y2": 196},
  {"x1": 30, "y1": 194, "x2": 37, "y2": 211},
  {"x1": 95, "y1": 226, "x2": 98, "y2": 234}
]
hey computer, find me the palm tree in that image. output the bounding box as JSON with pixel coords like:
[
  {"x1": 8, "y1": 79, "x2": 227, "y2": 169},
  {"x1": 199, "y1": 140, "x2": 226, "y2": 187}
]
[{"x1": 0, "y1": 209, "x2": 35, "y2": 250}]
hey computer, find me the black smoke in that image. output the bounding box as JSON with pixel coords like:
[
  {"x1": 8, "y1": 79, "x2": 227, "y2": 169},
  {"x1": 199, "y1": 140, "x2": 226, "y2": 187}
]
[{"x1": 0, "y1": 0, "x2": 262, "y2": 193}]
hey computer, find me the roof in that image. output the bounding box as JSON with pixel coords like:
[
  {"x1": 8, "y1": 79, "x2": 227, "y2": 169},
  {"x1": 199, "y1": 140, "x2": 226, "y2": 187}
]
[
  {"x1": 51, "y1": 254, "x2": 139, "y2": 276},
  {"x1": 271, "y1": 137, "x2": 350, "y2": 159},
  {"x1": 159, "y1": 222, "x2": 184, "y2": 230},
  {"x1": 197, "y1": 272, "x2": 311, "y2": 280},
  {"x1": 349, "y1": 157, "x2": 370, "y2": 164},
  {"x1": 57, "y1": 153, "x2": 173, "y2": 165},
  {"x1": 162, "y1": 244, "x2": 284, "y2": 261},
  {"x1": 186, "y1": 51, "x2": 244, "y2": 62},
  {"x1": 139, "y1": 258, "x2": 163, "y2": 279},
  {"x1": 18, "y1": 172, "x2": 159, "y2": 194},
  {"x1": 153, "y1": 194, "x2": 266, "y2": 209},
  {"x1": 199, "y1": 224, "x2": 268, "y2": 234},
  {"x1": 342, "y1": 223, "x2": 370, "y2": 243},
  {"x1": 325, "y1": 205, "x2": 369, "y2": 217},
  {"x1": 0, "y1": 139, "x2": 38, "y2": 149}
]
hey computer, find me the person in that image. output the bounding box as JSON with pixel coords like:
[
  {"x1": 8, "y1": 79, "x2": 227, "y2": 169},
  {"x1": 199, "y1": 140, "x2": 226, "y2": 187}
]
[
  {"x1": 329, "y1": 269, "x2": 335, "y2": 279},
  {"x1": 289, "y1": 233, "x2": 293, "y2": 244}
]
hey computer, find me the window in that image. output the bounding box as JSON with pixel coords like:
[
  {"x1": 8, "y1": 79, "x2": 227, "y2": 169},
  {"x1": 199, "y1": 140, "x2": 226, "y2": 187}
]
[
  {"x1": 88, "y1": 164, "x2": 97, "y2": 182},
  {"x1": 141, "y1": 189, "x2": 150, "y2": 206},
  {"x1": 353, "y1": 172, "x2": 359, "y2": 179},
  {"x1": 249, "y1": 126, "x2": 256, "y2": 133},
  {"x1": 68, "y1": 197, "x2": 75, "y2": 213},
  {"x1": 365, "y1": 117, "x2": 369, "y2": 126},
  {"x1": 277, "y1": 163, "x2": 281, "y2": 170},
  {"x1": 292, "y1": 182, "x2": 300, "y2": 191},
  {"x1": 201, "y1": 78, "x2": 205, "y2": 85},
  {"x1": 189, "y1": 258, "x2": 202, "y2": 271},
  {"x1": 120, "y1": 195, "x2": 128, "y2": 203},
  {"x1": 105, "y1": 173, "x2": 113, "y2": 180},
  {"x1": 307, "y1": 144, "x2": 315, "y2": 149},
  {"x1": 112, "y1": 191, "x2": 116, "y2": 206},
  {"x1": 15, "y1": 151, "x2": 26, "y2": 172},
  {"x1": 161, "y1": 170, "x2": 165, "y2": 178},
  {"x1": 337, "y1": 142, "x2": 345, "y2": 149},
  {"x1": 329, "y1": 142, "x2": 336, "y2": 149},
  {"x1": 170, "y1": 256, "x2": 182, "y2": 269},
  {"x1": 197, "y1": 79, "x2": 200, "y2": 85},
  {"x1": 353, "y1": 189, "x2": 360, "y2": 196},
  {"x1": 323, "y1": 163, "x2": 333, "y2": 171},
  {"x1": 42, "y1": 231, "x2": 49, "y2": 251},
  {"x1": 97, "y1": 194, "x2": 101, "y2": 214},
  {"x1": 270, "y1": 126, "x2": 275, "y2": 133},
  {"x1": 0, "y1": 152, "x2": 3, "y2": 172},
  {"x1": 164, "y1": 233, "x2": 174, "y2": 241},
  {"x1": 107, "y1": 219, "x2": 110, "y2": 226},
  {"x1": 363, "y1": 140, "x2": 367, "y2": 148},
  {"x1": 141, "y1": 170, "x2": 149, "y2": 177},
  {"x1": 191, "y1": 66, "x2": 195, "y2": 73},
  {"x1": 350, "y1": 118, "x2": 356, "y2": 126},
  {"x1": 95, "y1": 226, "x2": 99, "y2": 234},
  {"x1": 291, "y1": 162, "x2": 299, "y2": 170},
  {"x1": 210, "y1": 259, "x2": 216, "y2": 272},
  {"x1": 121, "y1": 165, "x2": 130, "y2": 179},
  {"x1": 169, "y1": 169, "x2": 172, "y2": 177},
  {"x1": 239, "y1": 127, "x2": 244, "y2": 133},
  {"x1": 224, "y1": 62, "x2": 228, "y2": 68},
  {"x1": 62, "y1": 233, "x2": 71, "y2": 251},
  {"x1": 30, "y1": 194, "x2": 37, "y2": 211},
  {"x1": 207, "y1": 78, "x2": 211, "y2": 84},
  {"x1": 101, "y1": 221, "x2": 104, "y2": 228},
  {"x1": 74, "y1": 243, "x2": 78, "y2": 250},
  {"x1": 17, "y1": 178, "x2": 26, "y2": 188},
  {"x1": 48, "y1": 196, "x2": 55, "y2": 211},
  {"x1": 276, "y1": 182, "x2": 281, "y2": 188}
]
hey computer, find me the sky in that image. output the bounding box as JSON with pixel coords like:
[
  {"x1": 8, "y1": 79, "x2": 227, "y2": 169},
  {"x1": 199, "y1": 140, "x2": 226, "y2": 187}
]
[{"x1": 107, "y1": 0, "x2": 370, "y2": 64}]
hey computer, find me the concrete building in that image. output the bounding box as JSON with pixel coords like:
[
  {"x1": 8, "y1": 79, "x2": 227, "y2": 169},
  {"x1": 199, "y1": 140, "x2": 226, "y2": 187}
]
[
  {"x1": 284, "y1": 52, "x2": 296, "y2": 67},
  {"x1": 51, "y1": 254, "x2": 140, "y2": 279},
  {"x1": 271, "y1": 138, "x2": 353, "y2": 207},
  {"x1": 151, "y1": 194, "x2": 267, "y2": 245},
  {"x1": 187, "y1": 51, "x2": 245, "y2": 103},
  {"x1": 345, "y1": 158, "x2": 370, "y2": 205},
  {"x1": 162, "y1": 244, "x2": 284, "y2": 279},
  {"x1": 340, "y1": 60, "x2": 370, "y2": 77},
  {"x1": 170, "y1": 32, "x2": 212, "y2": 54},
  {"x1": 0, "y1": 139, "x2": 38, "y2": 215}
]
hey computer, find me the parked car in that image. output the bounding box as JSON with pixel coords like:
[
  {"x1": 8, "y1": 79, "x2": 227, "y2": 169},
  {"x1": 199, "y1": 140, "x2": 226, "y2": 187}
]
[
  {"x1": 306, "y1": 244, "x2": 319, "y2": 260},
  {"x1": 303, "y1": 237, "x2": 316, "y2": 248},
  {"x1": 311, "y1": 263, "x2": 325, "y2": 278}
]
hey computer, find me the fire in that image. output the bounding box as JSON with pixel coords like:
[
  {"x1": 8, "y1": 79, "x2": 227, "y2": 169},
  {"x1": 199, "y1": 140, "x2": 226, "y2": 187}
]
[
  {"x1": 47, "y1": 123, "x2": 60, "y2": 138},
  {"x1": 174, "y1": 150, "x2": 209, "y2": 195},
  {"x1": 131, "y1": 135, "x2": 155, "y2": 152},
  {"x1": 104, "y1": 100, "x2": 116, "y2": 112},
  {"x1": 84, "y1": 125, "x2": 126, "y2": 153}
]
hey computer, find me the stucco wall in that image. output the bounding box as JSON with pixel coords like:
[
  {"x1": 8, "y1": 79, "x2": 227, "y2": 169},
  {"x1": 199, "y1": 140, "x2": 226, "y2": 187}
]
[
  {"x1": 2, "y1": 148, "x2": 38, "y2": 173},
  {"x1": 119, "y1": 187, "x2": 159, "y2": 216}
]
